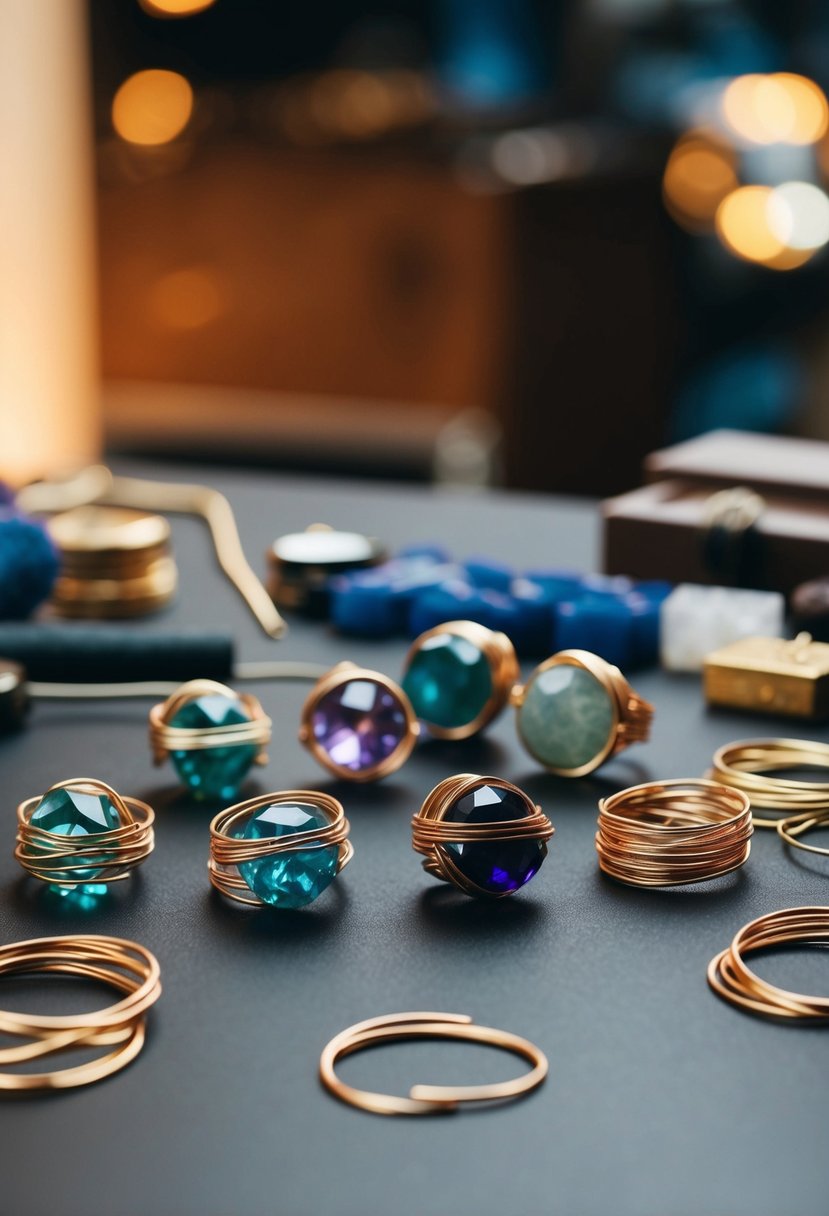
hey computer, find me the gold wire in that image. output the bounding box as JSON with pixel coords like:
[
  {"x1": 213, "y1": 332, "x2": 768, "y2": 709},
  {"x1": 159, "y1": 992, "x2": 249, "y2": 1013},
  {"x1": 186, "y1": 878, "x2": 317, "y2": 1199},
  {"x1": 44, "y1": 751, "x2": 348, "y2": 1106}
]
[
  {"x1": 709, "y1": 738, "x2": 829, "y2": 828},
  {"x1": 208, "y1": 790, "x2": 352, "y2": 906},
  {"x1": 707, "y1": 906, "x2": 829, "y2": 1021},
  {"x1": 412, "y1": 774, "x2": 554, "y2": 898},
  {"x1": 149, "y1": 679, "x2": 272, "y2": 767},
  {"x1": 596, "y1": 779, "x2": 752, "y2": 887},
  {"x1": 15, "y1": 778, "x2": 155, "y2": 888},
  {"x1": 777, "y1": 808, "x2": 829, "y2": 858},
  {"x1": 0, "y1": 935, "x2": 161, "y2": 1090},
  {"x1": 319, "y1": 1012, "x2": 548, "y2": 1115}
]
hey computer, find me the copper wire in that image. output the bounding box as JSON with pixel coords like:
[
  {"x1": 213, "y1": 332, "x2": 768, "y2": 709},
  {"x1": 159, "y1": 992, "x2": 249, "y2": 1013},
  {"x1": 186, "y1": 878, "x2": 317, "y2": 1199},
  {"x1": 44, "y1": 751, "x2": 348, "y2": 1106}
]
[
  {"x1": 0, "y1": 935, "x2": 161, "y2": 1090},
  {"x1": 209, "y1": 790, "x2": 352, "y2": 906},
  {"x1": 319, "y1": 1012, "x2": 548, "y2": 1115},
  {"x1": 709, "y1": 738, "x2": 829, "y2": 828},
  {"x1": 15, "y1": 778, "x2": 154, "y2": 888},
  {"x1": 149, "y1": 678, "x2": 271, "y2": 767},
  {"x1": 708, "y1": 906, "x2": 829, "y2": 1021},
  {"x1": 596, "y1": 778, "x2": 752, "y2": 887},
  {"x1": 412, "y1": 773, "x2": 554, "y2": 898}
]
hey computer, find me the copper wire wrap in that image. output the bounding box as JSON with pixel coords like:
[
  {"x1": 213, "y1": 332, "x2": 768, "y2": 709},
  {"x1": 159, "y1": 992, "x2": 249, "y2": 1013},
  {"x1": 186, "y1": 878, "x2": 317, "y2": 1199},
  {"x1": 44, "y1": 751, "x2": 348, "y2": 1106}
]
[
  {"x1": 708, "y1": 907, "x2": 829, "y2": 1021},
  {"x1": 596, "y1": 778, "x2": 752, "y2": 887},
  {"x1": 15, "y1": 778, "x2": 155, "y2": 888},
  {"x1": 209, "y1": 790, "x2": 353, "y2": 906},
  {"x1": 319, "y1": 1012, "x2": 548, "y2": 1116},
  {"x1": 411, "y1": 774, "x2": 554, "y2": 898},
  {"x1": 709, "y1": 738, "x2": 829, "y2": 829},
  {"x1": 0, "y1": 935, "x2": 161, "y2": 1090},
  {"x1": 777, "y1": 808, "x2": 829, "y2": 857},
  {"x1": 149, "y1": 678, "x2": 271, "y2": 767}
]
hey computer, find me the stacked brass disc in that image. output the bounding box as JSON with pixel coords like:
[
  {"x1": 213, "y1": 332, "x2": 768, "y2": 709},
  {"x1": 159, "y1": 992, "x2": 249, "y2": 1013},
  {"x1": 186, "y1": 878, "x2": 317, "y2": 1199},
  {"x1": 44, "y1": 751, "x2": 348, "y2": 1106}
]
[
  {"x1": 710, "y1": 738, "x2": 829, "y2": 829},
  {"x1": 0, "y1": 935, "x2": 161, "y2": 1090},
  {"x1": 708, "y1": 907, "x2": 829, "y2": 1021},
  {"x1": 48, "y1": 505, "x2": 177, "y2": 618},
  {"x1": 596, "y1": 778, "x2": 752, "y2": 887}
]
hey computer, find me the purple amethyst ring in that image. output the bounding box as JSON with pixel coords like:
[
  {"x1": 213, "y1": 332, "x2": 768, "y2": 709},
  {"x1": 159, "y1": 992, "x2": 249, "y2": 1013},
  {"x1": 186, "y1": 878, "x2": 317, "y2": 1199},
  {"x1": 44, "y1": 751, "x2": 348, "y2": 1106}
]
[{"x1": 412, "y1": 774, "x2": 555, "y2": 899}]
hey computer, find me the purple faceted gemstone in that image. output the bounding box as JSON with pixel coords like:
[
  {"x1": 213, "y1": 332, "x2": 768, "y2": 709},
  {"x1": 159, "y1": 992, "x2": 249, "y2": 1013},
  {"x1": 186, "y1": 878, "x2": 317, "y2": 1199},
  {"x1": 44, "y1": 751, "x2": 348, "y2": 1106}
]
[
  {"x1": 443, "y1": 783, "x2": 545, "y2": 895},
  {"x1": 312, "y1": 678, "x2": 408, "y2": 773}
]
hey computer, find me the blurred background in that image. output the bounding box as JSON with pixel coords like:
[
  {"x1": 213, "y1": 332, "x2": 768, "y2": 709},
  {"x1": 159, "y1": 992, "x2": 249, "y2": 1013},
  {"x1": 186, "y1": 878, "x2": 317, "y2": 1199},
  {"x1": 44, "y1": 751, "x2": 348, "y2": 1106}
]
[{"x1": 6, "y1": 0, "x2": 829, "y2": 495}]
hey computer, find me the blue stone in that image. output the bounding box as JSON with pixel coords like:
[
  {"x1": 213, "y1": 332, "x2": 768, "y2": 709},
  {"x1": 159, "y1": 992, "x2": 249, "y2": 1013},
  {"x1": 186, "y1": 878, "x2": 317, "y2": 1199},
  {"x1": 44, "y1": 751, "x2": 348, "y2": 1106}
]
[
  {"x1": 170, "y1": 693, "x2": 257, "y2": 801},
  {"x1": 238, "y1": 802, "x2": 339, "y2": 909},
  {"x1": 442, "y1": 783, "x2": 545, "y2": 895},
  {"x1": 30, "y1": 787, "x2": 120, "y2": 884}
]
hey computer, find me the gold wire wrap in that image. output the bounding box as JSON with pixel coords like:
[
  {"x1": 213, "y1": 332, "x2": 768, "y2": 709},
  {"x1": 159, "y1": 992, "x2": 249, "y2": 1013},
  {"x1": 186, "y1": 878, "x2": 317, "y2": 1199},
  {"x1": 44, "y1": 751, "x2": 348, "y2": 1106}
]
[
  {"x1": 708, "y1": 906, "x2": 829, "y2": 1021},
  {"x1": 149, "y1": 678, "x2": 271, "y2": 768},
  {"x1": 209, "y1": 790, "x2": 353, "y2": 906},
  {"x1": 412, "y1": 774, "x2": 554, "y2": 898},
  {"x1": 777, "y1": 808, "x2": 829, "y2": 857},
  {"x1": 709, "y1": 738, "x2": 829, "y2": 828},
  {"x1": 0, "y1": 935, "x2": 161, "y2": 1090},
  {"x1": 319, "y1": 1012, "x2": 548, "y2": 1116},
  {"x1": 15, "y1": 778, "x2": 155, "y2": 888},
  {"x1": 596, "y1": 778, "x2": 752, "y2": 887}
]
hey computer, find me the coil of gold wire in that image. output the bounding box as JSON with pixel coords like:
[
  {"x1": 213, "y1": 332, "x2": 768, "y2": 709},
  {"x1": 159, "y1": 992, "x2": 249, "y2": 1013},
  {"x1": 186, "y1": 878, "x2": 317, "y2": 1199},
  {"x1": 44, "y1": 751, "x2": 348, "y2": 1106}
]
[
  {"x1": 596, "y1": 778, "x2": 752, "y2": 887},
  {"x1": 0, "y1": 935, "x2": 161, "y2": 1090},
  {"x1": 209, "y1": 790, "x2": 353, "y2": 907},
  {"x1": 15, "y1": 778, "x2": 154, "y2": 889},
  {"x1": 777, "y1": 808, "x2": 829, "y2": 857},
  {"x1": 709, "y1": 738, "x2": 829, "y2": 829},
  {"x1": 708, "y1": 907, "x2": 829, "y2": 1021}
]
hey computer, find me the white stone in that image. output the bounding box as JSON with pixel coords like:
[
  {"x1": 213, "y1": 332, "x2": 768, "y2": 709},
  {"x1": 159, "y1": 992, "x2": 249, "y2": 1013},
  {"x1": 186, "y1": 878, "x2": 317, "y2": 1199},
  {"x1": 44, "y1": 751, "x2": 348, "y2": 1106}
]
[{"x1": 660, "y1": 583, "x2": 785, "y2": 672}]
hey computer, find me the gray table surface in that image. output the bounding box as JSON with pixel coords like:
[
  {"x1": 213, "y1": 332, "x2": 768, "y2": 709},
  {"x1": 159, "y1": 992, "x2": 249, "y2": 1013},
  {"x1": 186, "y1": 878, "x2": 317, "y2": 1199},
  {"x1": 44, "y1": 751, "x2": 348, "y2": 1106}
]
[{"x1": 1, "y1": 463, "x2": 827, "y2": 1216}]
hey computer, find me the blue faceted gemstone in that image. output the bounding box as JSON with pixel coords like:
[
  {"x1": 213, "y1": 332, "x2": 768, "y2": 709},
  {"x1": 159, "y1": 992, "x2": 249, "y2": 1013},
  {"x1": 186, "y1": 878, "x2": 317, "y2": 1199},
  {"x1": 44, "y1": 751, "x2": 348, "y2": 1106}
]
[
  {"x1": 237, "y1": 802, "x2": 339, "y2": 909},
  {"x1": 170, "y1": 694, "x2": 257, "y2": 801},
  {"x1": 30, "y1": 788, "x2": 120, "y2": 886},
  {"x1": 442, "y1": 783, "x2": 544, "y2": 896}
]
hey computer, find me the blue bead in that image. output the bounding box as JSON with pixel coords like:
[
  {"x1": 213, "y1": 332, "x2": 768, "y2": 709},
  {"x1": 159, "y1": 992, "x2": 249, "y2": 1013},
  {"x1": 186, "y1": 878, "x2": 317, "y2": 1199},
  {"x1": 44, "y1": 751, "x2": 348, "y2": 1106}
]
[
  {"x1": 509, "y1": 578, "x2": 556, "y2": 656},
  {"x1": 626, "y1": 592, "x2": 661, "y2": 668},
  {"x1": 0, "y1": 511, "x2": 60, "y2": 620},
  {"x1": 332, "y1": 559, "x2": 459, "y2": 637},
  {"x1": 464, "y1": 558, "x2": 514, "y2": 593},
  {"x1": 554, "y1": 597, "x2": 635, "y2": 669},
  {"x1": 238, "y1": 802, "x2": 339, "y2": 909},
  {"x1": 170, "y1": 694, "x2": 257, "y2": 801},
  {"x1": 30, "y1": 787, "x2": 120, "y2": 885},
  {"x1": 522, "y1": 570, "x2": 585, "y2": 602}
]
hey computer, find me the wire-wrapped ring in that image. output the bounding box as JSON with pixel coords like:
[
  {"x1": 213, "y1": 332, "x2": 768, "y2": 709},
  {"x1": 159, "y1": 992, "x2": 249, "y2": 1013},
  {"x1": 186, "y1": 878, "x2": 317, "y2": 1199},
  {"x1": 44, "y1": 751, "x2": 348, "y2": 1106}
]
[
  {"x1": 149, "y1": 678, "x2": 271, "y2": 765},
  {"x1": 709, "y1": 738, "x2": 829, "y2": 828}
]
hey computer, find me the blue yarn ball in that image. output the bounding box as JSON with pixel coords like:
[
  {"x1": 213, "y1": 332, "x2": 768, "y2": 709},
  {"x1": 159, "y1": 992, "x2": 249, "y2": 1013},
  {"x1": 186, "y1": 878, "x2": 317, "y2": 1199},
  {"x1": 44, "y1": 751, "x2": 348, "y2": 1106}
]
[{"x1": 0, "y1": 510, "x2": 60, "y2": 619}]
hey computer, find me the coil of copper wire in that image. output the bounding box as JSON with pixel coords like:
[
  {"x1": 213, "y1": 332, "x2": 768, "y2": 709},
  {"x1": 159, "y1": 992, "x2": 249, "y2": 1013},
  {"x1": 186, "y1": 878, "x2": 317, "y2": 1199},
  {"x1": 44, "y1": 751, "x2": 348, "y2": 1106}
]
[
  {"x1": 709, "y1": 738, "x2": 829, "y2": 828},
  {"x1": 708, "y1": 907, "x2": 829, "y2": 1021},
  {"x1": 596, "y1": 778, "x2": 752, "y2": 887}
]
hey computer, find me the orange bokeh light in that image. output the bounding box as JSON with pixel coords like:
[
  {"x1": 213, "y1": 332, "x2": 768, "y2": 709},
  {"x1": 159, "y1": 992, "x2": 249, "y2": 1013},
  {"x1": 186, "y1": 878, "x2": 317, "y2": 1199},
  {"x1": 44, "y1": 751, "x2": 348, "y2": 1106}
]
[
  {"x1": 715, "y1": 185, "x2": 814, "y2": 270},
  {"x1": 149, "y1": 267, "x2": 224, "y2": 330},
  {"x1": 112, "y1": 70, "x2": 193, "y2": 146},
  {"x1": 722, "y1": 73, "x2": 828, "y2": 145},
  {"x1": 663, "y1": 134, "x2": 738, "y2": 231},
  {"x1": 139, "y1": 0, "x2": 217, "y2": 15}
]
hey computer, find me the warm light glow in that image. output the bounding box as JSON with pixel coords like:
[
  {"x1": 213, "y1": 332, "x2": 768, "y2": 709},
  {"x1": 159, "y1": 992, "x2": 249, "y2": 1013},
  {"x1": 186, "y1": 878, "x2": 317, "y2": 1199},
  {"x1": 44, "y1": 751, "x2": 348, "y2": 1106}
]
[
  {"x1": 149, "y1": 267, "x2": 224, "y2": 330},
  {"x1": 722, "y1": 73, "x2": 828, "y2": 145},
  {"x1": 662, "y1": 135, "x2": 738, "y2": 230},
  {"x1": 112, "y1": 69, "x2": 193, "y2": 146},
  {"x1": 715, "y1": 185, "x2": 815, "y2": 269},
  {"x1": 768, "y1": 181, "x2": 829, "y2": 250},
  {"x1": 139, "y1": 0, "x2": 216, "y2": 14}
]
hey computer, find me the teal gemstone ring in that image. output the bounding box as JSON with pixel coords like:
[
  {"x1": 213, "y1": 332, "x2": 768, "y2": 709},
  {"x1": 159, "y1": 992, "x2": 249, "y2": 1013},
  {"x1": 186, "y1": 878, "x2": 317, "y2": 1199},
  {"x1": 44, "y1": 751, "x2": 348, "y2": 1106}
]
[
  {"x1": 15, "y1": 777, "x2": 155, "y2": 891},
  {"x1": 209, "y1": 790, "x2": 353, "y2": 909},
  {"x1": 512, "y1": 649, "x2": 654, "y2": 778},
  {"x1": 150, "y1": 678, "x2": 272, "y2": 801}
]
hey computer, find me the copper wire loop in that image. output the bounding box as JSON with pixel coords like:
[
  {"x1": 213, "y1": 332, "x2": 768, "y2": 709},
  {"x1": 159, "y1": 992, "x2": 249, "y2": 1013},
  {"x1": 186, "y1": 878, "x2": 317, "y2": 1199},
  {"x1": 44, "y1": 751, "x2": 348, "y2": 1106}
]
[
  {"x1": 596, "y1": 778, "x2": 752, "y2": 887},
  {"x1": 319, "y1": 1012, "x2": 548, "y2": 1116},
  {"x1": 709, "y1": 738, "x2": 829, "y2": 829},
  {"x1": 708, "y1": 907, "x2": 829, "y2": 1021},
  {"x1": 149, "y1": 678, "x2": 271, "y2": 767},
  {"x1": 0, "y1": 934, "x2": 161, "y2": 1090},
  {"x1": 209, "y1": 790, "x2": 353, "y2": 906},
  {"x1": 15, "y1": 778, "x2": 155, "y2": 887},
  {"x1": 412, "y1": 774, "x2": 554, "y2": 898}
]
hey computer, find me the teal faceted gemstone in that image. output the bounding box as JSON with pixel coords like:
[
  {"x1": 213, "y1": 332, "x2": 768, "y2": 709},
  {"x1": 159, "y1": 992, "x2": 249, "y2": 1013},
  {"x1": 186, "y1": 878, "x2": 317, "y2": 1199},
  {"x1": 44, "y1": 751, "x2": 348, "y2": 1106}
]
[
  {"x1": 403, "y1": 632, "x2": 493, "y2": 731},
  {"x1": 237, "y1": 802, "x2": 338, "y2": 909},
  {"x1": 170, "y1": 694, "x2": 257, "y2": 801},
  {"x1": 30, "y1": 788, "x2": 120, "y2": 884},
  {"x1": 518, "y1": 662, "x2": 614, "y2": 772}
]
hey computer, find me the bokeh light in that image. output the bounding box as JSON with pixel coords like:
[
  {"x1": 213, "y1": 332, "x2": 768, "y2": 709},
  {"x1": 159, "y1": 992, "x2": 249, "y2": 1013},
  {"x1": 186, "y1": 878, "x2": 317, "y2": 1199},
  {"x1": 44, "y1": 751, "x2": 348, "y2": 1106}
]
[
  {"x1": 139, "y1": 0, "x2": 217, "y2": 15},
  {"x1": 715, "y1": 185, "x2": 815, "y2": 270},
  {"x1": 149, "y1": 267, "x2": 224, "y2": 330},
  {"x1": 722, "y1": 73, "x2": 828, "y2": 146},
  {"x1": 767, "y1": 181, "x2": 829, "y2": 251},
  {"x1": 112, "y1": 69, "x2": 194, "y2": 146},
  {"x1": 663, "y1": 134, "x2": 738, "y2": 231}
]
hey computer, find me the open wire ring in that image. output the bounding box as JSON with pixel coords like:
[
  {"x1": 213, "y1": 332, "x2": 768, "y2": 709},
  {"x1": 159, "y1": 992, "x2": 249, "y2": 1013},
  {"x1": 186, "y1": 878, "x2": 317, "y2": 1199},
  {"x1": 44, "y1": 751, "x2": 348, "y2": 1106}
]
[
  {"x1": 596, "y1": 778, "x2": 752, "y2": 887},
  {"x1": 149, "y1": 678, "x2": 271, "y2": 764},
  {"x1": 209, "y1": 790, "x2": 353, "y2": 907},
  {"x1": 707, "y1": 906, "x2": 829, "y2": 1021},
  {"x1": 320, "y1": 1012, "x2": 548, "y2": 1116},
  {"x1": 777, "y1": 808, "x2": 829, "y2": 857},
  {"x1": 15, "y1": 778, "x2": 155, "y2": 888},
  {"x1": 0, "y1": 934, "x2": 161, "y2": 1090},
  {"x1": 412, "y1": 774, "x2": 554, "y2": 899},
  {"x1": 709, "y1": 738, "x2": 829, "y2": 829}
]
